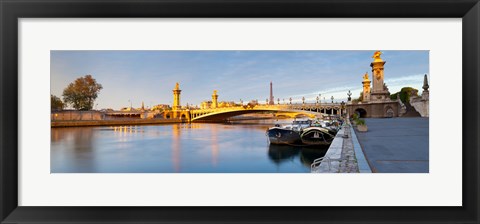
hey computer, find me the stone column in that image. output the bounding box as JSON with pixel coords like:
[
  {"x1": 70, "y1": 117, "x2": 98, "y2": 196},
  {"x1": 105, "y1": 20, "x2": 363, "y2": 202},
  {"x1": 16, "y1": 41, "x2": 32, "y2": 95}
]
[
  {"x1": 362, "y1": 72, "x2": 371, "y2": 102},
  {"x1": 370, "y1": 60, "x2": 386, "y2": 93},
  {"x1": 212, "y1": 90, "x2": 218, "y2": 108},
  {"x1": 172, "y1": 82, "x2": 181, "y2": 111},
  {"x1": 422, "y1": 74, "x2": 429, "y2": 100},
  {"x1": 369, "y1": 51, "x2": 390, "y2": 101}
]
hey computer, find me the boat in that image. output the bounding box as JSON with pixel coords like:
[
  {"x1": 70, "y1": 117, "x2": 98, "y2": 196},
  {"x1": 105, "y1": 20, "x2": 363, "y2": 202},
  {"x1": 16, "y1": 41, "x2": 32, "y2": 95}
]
[
  {"x1": 298, "y1": 118, "x2": 339, "y2": 145},
  {"x1": 266, "y1": 119, "x2": 311, "y2": 145},
  {"x1": 311, "y1": 119, "x2": 341, "y2": 133},
  {"x1": 267, "y1": 119, "x2": 341, "y2": 146},
  {"x1": 300, "y1": 126, "x2": 336, "y2": 145},
  {"x1": 266, "y1": 125, "x2": 302, "y2": 145}
]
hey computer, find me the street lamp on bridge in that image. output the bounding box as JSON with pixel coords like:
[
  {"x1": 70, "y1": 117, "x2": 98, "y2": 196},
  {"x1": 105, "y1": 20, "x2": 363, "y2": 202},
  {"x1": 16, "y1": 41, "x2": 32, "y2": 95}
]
[
  {"x1": 302, "y1": 97, "x2": 305, "y2": 105},
  {"x1": 289, "y1": 97, "x2": 292, "y2": 105},
  {"x1": 331, "y1": 96, "x2": 334, "y2": 103},
  {"x1": 347, "y1": 90, "x2": 352, "y2": 102}
]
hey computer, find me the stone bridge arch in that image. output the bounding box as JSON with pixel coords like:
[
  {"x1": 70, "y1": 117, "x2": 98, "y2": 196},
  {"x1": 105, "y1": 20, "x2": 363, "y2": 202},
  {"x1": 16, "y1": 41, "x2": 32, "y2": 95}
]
[
  {"x1": 346, "y1": 101, "x2": 399, "y2": 118},
  {"x1": 354, "y1": 108, "x2": 368, "y2": 118},
  {"x1": 163, "y1": 111, "x2": 191, "y2": 121},
  {"x1": 190, "y1": 108, "x2": 321, "y2": 122}
]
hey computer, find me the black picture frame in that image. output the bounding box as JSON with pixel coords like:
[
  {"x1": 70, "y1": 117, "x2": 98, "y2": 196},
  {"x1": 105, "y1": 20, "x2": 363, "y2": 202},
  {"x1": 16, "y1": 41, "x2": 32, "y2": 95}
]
[{"x1": 1, "y1": 0, "x2": 479, "y2": 223}]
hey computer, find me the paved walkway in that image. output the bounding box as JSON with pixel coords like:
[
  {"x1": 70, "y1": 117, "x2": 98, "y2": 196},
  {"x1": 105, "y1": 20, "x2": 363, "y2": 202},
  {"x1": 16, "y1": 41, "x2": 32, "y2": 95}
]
[{"x1": 354, "y1": 117, "x2": 429, "y2": 173}]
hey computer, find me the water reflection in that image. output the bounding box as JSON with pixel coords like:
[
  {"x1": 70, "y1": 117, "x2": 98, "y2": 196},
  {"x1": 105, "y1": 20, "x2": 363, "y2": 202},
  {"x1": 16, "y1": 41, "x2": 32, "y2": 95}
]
[
  {"x1": 51, "y1": 127, "x2": 96, "y2": 172},
  {"x1": 268, "y1": 144, "x2": 328, "y2": 167},
  {"x1": 299, "y1": 146, "x2": 329, "y2": 166},
  {"x1": 51, "y1": 119, "x2": 330, "y2": 173},
  {"x1": 172, "y1": 124, "x2": 181, "y2": 172},
  {"x1": 210, "y1": 124, "x2": 219, "y2": 166},
  {"x1": 267, "y1": 145, "x2": 300, "y2": 164}
]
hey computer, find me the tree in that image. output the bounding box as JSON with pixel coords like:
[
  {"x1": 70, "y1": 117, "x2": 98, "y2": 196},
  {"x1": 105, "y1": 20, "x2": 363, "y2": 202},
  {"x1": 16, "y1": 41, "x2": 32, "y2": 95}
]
[
  {"x1": 62, "y1": 75, "x2": 103, "y2": 110},
  {"x1": 51, "y1": 94, "x2": 64, "y2": 111},
  {"x1": 390, "y1": 87, "x2": 418, "y2": 104},
  {"x1": 357, "y1": 91, "x2": 364, "y2": 101}
]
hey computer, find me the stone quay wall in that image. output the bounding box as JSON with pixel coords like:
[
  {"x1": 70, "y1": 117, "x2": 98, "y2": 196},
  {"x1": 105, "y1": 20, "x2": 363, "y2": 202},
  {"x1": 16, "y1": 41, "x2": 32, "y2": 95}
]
[{"x1": 51, "y1": 111, "x2": 104, "y2": 121}]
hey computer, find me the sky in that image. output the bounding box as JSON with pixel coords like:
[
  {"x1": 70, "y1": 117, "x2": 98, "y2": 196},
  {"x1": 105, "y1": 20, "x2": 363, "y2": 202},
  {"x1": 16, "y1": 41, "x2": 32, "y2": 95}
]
[{"x1": 51, "y1": 50, "x2": 429, "y2": 110}]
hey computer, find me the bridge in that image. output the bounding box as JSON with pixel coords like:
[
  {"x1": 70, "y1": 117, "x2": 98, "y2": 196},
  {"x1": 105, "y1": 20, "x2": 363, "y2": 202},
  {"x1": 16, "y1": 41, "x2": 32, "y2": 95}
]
[
  {"x1": 102, "y1": 103, "x2": 344, "y2": 122},
  {"x1": 187, "y1": 103, "x2": 344, "y2": 122}
]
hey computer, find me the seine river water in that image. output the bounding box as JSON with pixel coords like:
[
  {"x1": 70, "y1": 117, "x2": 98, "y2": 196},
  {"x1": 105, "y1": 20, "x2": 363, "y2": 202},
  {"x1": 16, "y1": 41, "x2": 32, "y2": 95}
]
[{"x1": 51, "y1": 119, "x2": 328, "y2": 173}]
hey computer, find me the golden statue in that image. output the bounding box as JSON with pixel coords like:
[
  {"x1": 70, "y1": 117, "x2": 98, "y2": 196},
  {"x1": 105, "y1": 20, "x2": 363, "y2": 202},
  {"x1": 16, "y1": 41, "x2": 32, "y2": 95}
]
[
  {"x1": 175, "y1": 82, "x2": 179, "y2": 90},
  {"x1": 372, "y1": 51, "x2": 383, "y2": 62},
  {"x1": 363, "y1": 72, "x2": 369, "y2": 80},
  {"x1": 213, "y1": 90, "x2": 217, "y2": 95}
]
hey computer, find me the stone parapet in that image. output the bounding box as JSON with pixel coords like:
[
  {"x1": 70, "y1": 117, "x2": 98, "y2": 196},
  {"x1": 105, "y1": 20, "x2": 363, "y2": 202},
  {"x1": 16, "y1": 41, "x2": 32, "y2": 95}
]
[{"x1": 410, "y1": 97, "x2": 429, "y2": 117}]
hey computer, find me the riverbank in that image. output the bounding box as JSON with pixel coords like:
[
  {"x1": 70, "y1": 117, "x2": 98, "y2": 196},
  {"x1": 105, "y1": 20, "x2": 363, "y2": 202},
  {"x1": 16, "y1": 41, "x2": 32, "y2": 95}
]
[
  {"x1": 51, "y1": 119, "x2": 183, "y2": 127},
  {"x1": 52, "y1": 116, "x2": 287, "y2": 127},
  {"x1": 312, "y1": 120, "x2": 371, "y2": 173}
]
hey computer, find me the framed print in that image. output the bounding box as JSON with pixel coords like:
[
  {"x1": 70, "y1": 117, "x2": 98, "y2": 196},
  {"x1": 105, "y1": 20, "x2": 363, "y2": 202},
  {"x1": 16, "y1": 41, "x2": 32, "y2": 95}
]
[{"x1": 1, "y1": 0, "x2": 479, "y2": 223}]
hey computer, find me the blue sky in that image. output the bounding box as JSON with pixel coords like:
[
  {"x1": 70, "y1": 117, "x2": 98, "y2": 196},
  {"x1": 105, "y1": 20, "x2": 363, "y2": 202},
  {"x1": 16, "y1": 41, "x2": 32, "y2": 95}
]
[{"x1": 51, "y1": 50, "x2": 429, "y2": 110}]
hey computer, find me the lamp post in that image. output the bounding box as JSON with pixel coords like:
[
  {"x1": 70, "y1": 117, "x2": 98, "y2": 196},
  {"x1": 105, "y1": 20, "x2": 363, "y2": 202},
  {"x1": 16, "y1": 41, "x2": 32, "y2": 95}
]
[
  {"x1": 289, "y1": 97, "x2": 292, "y2": 105},
  {"x1": 347, "y1": 90, "x2": 352, "y2": 102},
  {"x1": 302, "y1": 96, "x2": 305, "y2": 105},
  {"x1": 341, "y1": 101, "x2": 345, "y2": 118},
  {"x1": 277, "y1": 98, "x2": 280, "y2": 105},
  {"x1": 331, "y1": 96, "x2": 334, "y2": 103},
  {"x1": 319, "y1": 94, "x2": 322, "y2": 114}
]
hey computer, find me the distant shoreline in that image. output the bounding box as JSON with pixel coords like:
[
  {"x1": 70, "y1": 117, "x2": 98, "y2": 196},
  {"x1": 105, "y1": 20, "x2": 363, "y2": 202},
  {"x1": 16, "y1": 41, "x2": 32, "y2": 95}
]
[
  {"x1": 51, "y1": 117, "x2": 285, "y2": 128},
  {"x1": 51, "y1": 119, "x2": 183, "y2": 128}
]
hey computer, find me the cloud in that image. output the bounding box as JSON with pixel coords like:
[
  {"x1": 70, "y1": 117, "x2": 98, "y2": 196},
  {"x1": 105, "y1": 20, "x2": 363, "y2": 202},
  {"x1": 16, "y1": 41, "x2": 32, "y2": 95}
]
[{"x1": 51, "y1": 51, "x2": 429, "y2": 109}]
